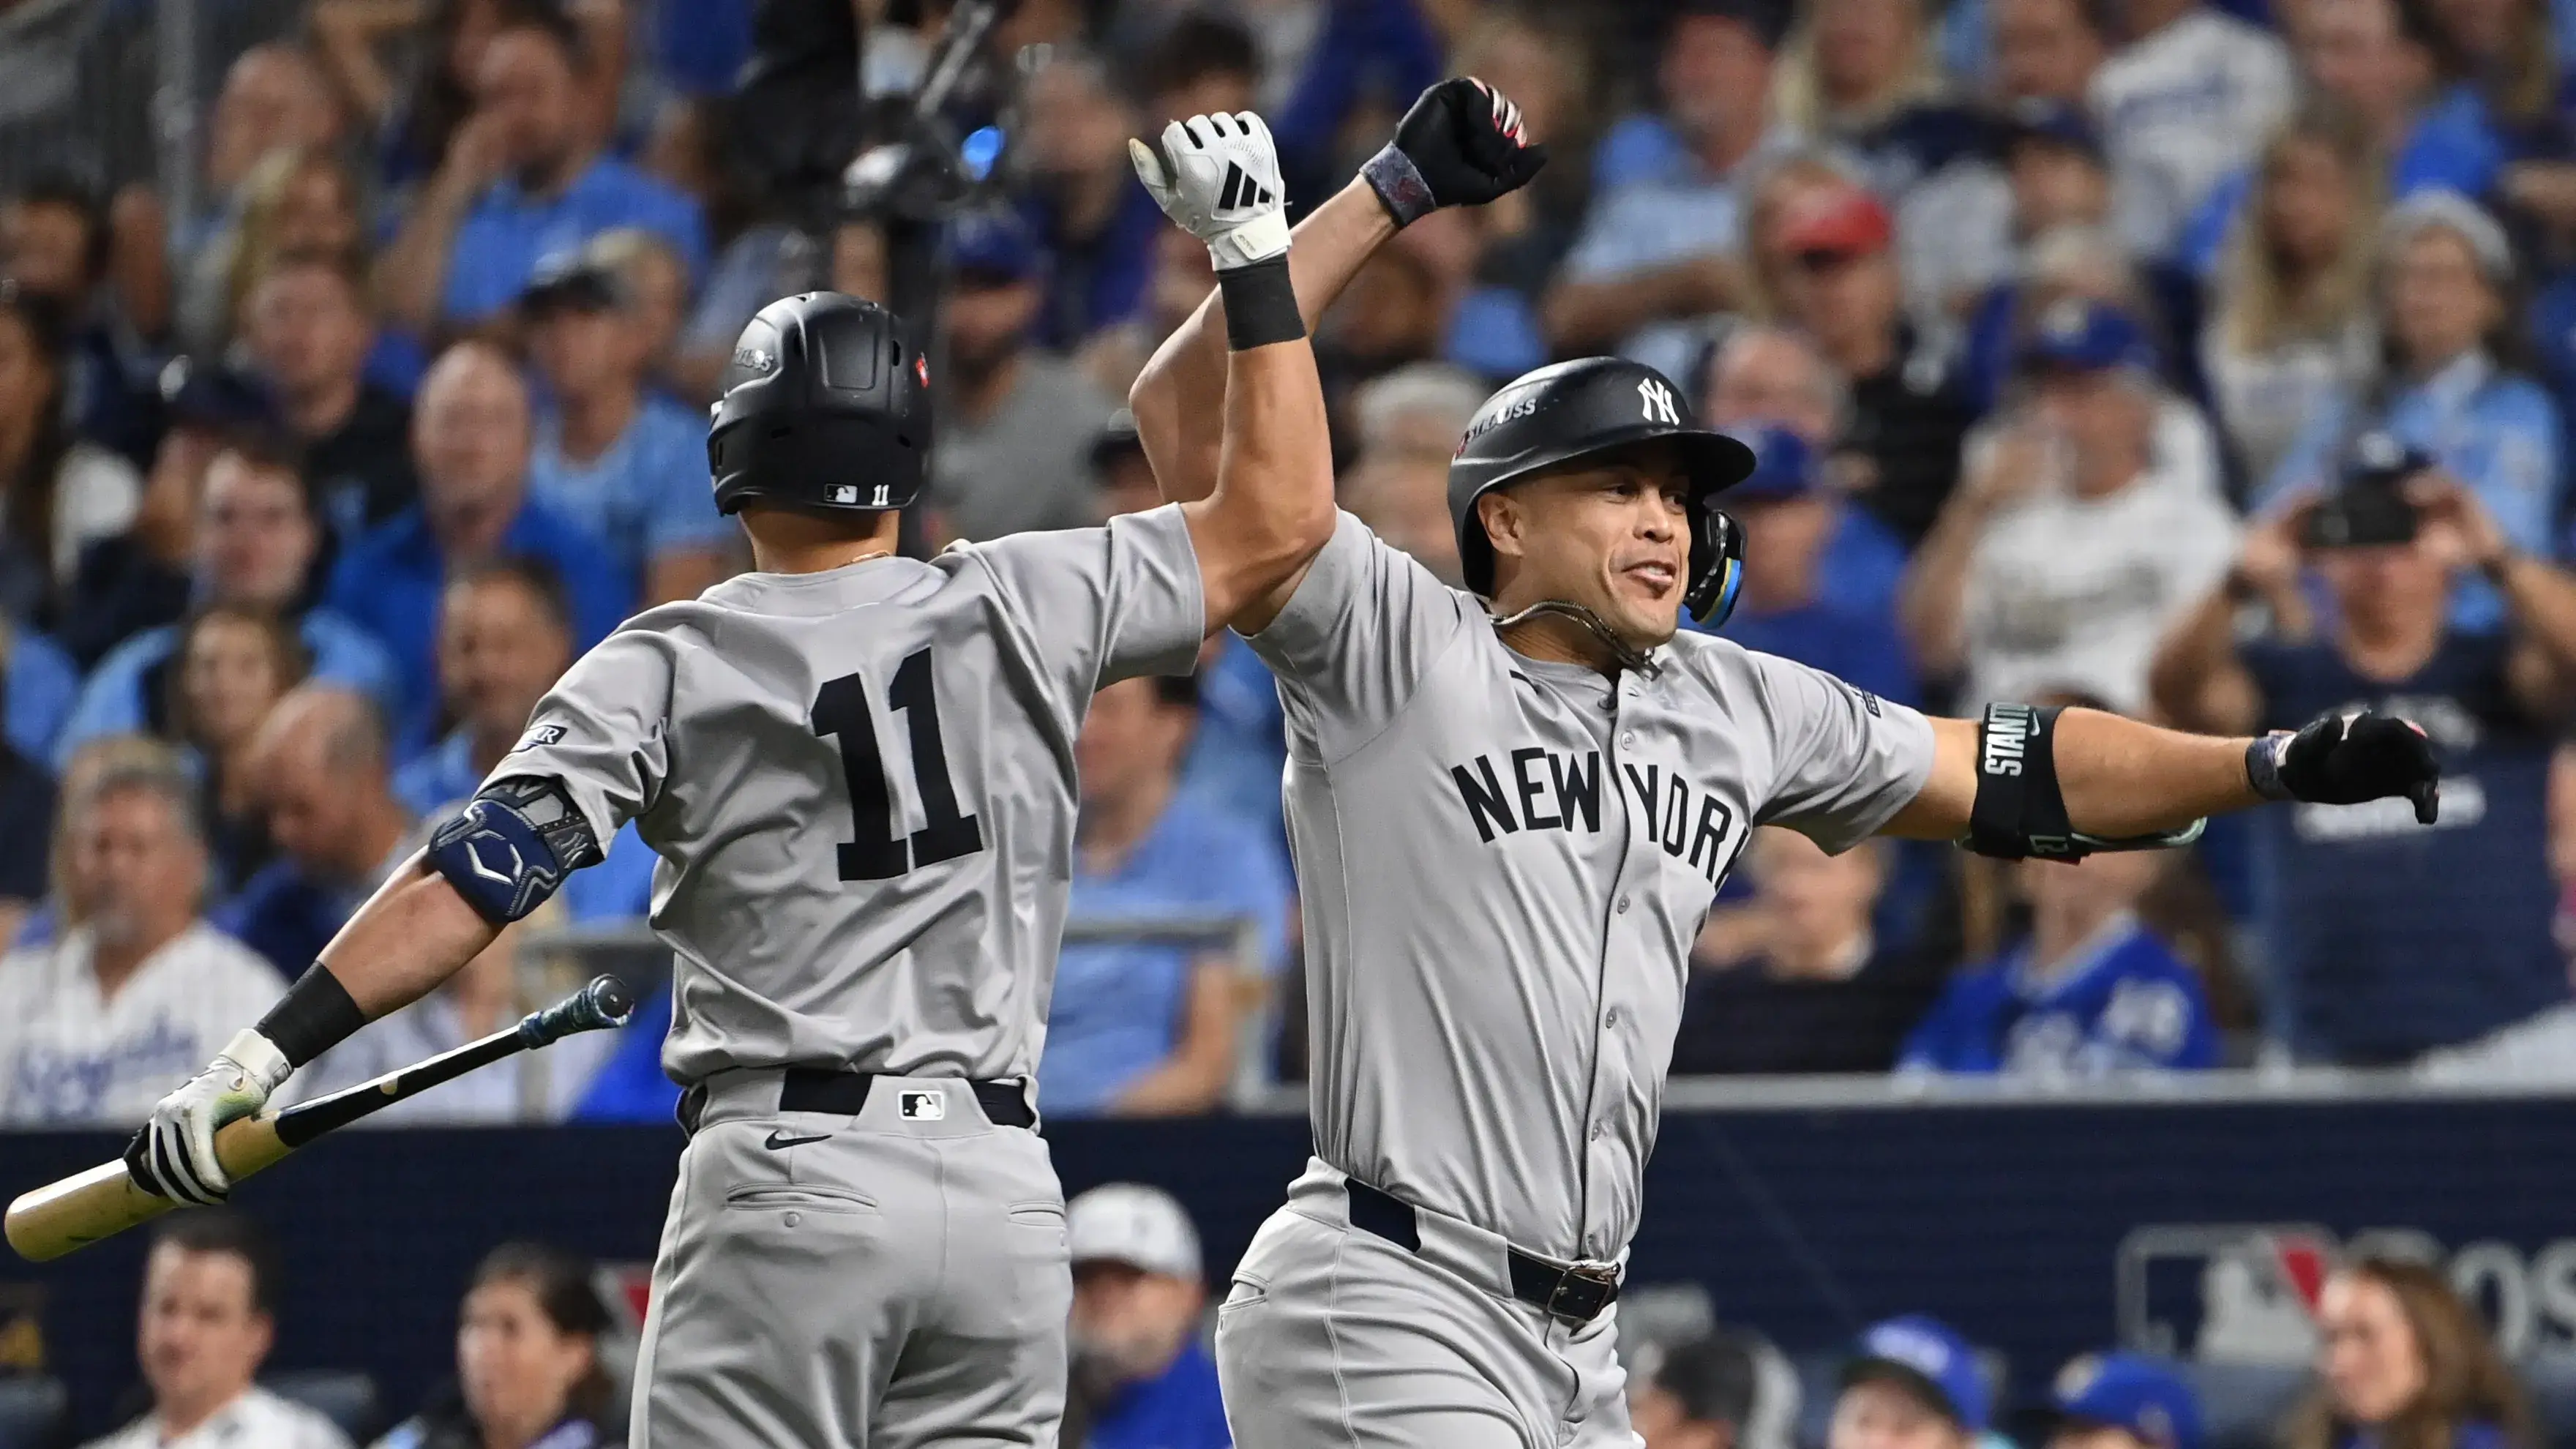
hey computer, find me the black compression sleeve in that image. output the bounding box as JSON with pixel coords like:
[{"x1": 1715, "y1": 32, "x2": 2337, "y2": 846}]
[
  {"x1": 1218, "y1": 256, "x2": 1303, "y2": 351},
  {"x1": 256, "y1": 963, "x2": 367, "y2": 1068},
  {"x1": 1966, "y1": 703, "x2": 2076, "y2": 860}
]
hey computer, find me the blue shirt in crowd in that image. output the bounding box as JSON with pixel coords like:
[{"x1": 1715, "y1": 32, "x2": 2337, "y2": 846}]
[
  {"x1": 1084, "y1": 1338, "x2": 1232, "y2": 1449},
  {"x1": 7, "y1": 630, "x2": 76, "y2": 768},
  {"x1": 394, "y1": 727, "x2": 656, "y2": 922},
  {"x1": 1716, "y1": 601, "x2": 1920, "y2": 709},
  {"x1": 1900, "y1": 917, "x2": 2219, "y2": 1077},
  {"x1": 324, "y1": 501, "x2": 630, "y2": 749},
  {"x1": 527, "y1": 398, "x2": 736, "y2": 601},
  {"x1": 2245, "y1": 631, "x2": 2565, "y2": 1062},
  {"x1": 438, "y1": 158, "x2": 708, "y2": 325},
  {"x1": 1558, "y1": 118, "x2": 1770, "y2": 383},
  {"x1": 2257, "y1": 352, "x2": 2564, "y2": 632},
  {"x1": 51, "y1": 611, "x2": 401, "y2": 771},
  {"x1": 1020, "y1": 181, "x2": 1166, "y2": 351},
  {"x1": 1176, "y1": 636, "x2": 1289, "y2": 847},
  {"x1": 1040, "y1": 795, "x2": 1293, "y2": 1116},
  {"x1": 220, "y1": 853, "x2": 400, "y2": 978}
]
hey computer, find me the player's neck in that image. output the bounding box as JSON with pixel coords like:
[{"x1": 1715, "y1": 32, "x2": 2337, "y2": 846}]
[{"x1": 744, "y1": 509, "x2": 905, "y2": 574}]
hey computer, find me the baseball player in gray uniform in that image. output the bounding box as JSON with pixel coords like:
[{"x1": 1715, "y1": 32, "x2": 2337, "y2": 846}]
[
  {"x1": 126, "y1": 110, "x2": 1333, "y2": 1449},
  {"x1": 1131, "y1": 78, "x2": 2444, "y2": 1449}
]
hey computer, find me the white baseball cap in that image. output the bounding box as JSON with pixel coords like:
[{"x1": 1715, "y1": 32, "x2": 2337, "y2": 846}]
[{"x1": 1067, "y1": 1183, "x2": 1202, "y2": 1282}]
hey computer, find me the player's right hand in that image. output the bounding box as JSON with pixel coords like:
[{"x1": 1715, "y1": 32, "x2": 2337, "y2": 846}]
[
  {"x1": 123, "y1": 1029, "x2": 293, "y2": 1205},
  {"x1": 1365, "y1": 78, "x2": 1550, "y2": 227},
  {"x1": 2252, "y1": 708, "x2": 2443, "y2": 825},
  {"x1": 1129, "y1": 111, "x2": 1289, "y2": 272}
]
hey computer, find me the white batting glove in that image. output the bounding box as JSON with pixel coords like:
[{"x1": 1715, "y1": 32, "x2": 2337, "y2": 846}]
[
  {"x1": 1128, "y1": 111, "x2": 1290, "y2": 272},
  {"x1": 124, "y1": 1029, "x2": 292, "y2": 1205}
]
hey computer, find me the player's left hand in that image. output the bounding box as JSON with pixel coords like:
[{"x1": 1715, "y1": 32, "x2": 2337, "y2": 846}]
[
  {"x1": 1129, "y1": 111, "x2": 1289, "y2": 272},
  {"x1": 122, "y1": 1029, "x2": 292, "y2": 1205},
  {"x1": 1364, "y1": 77, "x2": 1550, "y2": 227},
  {"x1": 2251, "y1": 708, "x2": 2441, "y2": 825}
]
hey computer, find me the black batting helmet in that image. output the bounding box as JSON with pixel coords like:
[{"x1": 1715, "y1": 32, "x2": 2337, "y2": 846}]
[
  {"x1": 708, "y1": 292, "x2": 932, "y2": 516},
  {"x1": 1448, "y1": 357, "x2": 1758, "y2": 624}
]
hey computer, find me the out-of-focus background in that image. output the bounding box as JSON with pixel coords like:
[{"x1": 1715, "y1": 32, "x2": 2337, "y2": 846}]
[{"x1": 5, "y1": 0, "x2": 2576, "y2": 1442}]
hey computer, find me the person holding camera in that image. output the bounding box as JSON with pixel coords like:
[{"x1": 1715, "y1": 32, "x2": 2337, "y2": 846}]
[{"x1": 2151, "y1": 432, "x2": 2576, "y2": 1063}]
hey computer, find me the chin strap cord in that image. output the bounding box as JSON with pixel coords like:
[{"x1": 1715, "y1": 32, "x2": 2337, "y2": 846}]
[{"x1": 1489, "y1": 600, "x2": 1663, "y2": 678}]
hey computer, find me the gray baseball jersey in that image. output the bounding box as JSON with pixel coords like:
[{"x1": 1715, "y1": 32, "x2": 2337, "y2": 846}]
[
  {"x1": 1248, "y1": 513, "x2": 1936, "y2": 1263},
  {"x1": 487, "y1": 504, "x2": 1205, "y2": 1086}
]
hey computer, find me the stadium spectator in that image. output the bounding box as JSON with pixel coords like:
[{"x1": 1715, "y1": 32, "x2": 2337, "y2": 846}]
[
  {"x1": 2044, "y1": 1351, "x2": 2204, "y2": 1449},
  {"x1": 925, "y1": 208, "x2": 1115, "y2": 544},
  {"x1": 1543, "y1": 0, "x2": 1785, "y2": 381},
  {"x1": 327, "y1": 341, "x2": 626, "y2": 741},
  {"x1": 1077, "y1": 224, "x2": 1215, "y2": 400},
  {"x1": 0, "y1": 615, "x2": 74, "y2": 780},
  {"x1": 80, "y1": 1212, "x2": 350, "y2": 1449},
  {"x1": 395, "y1": 560, "x2": 654, "y2": 921},
  {"x1": 1635, "y1": 1332, "x2": 1764, "y2": 1449},
  {"x1": 166, "y1": 604, "x2": 308, "y2": 888},
  {"x1": 222, "y1": 687, "x2": 412, "y2": 977},
  {"x1": 1770, "y1": 0, "x2": 1950, "y2": 181},
  {"x1": 2201, "y1": 108, "x2": 2385, "y2": 490},
  {"x1": 1, "y1": 173, "x2": 160, "y2": 464},
  {"x1": 1905, "y1": 298, "x2": 2236, "y2": 712},
  {"x1": 59, "y1": 442, "x2": 400, "y2": 767},
  {"x1": 378, "y1": 6, "x2": 705, "y2": 333},
  {"x1": 312, "y1": 0, "x2": 542, "y2": 188},
  {"x1": 582, "y1": 228, "x2": 692, "y2": 396},
  {"x1": 2089, "y1": 0, "x2": 2292, "y2": 261},
  {"x1": 1063, "y1": 1183, "x2": 1229, "y2": 1449},
  {"x1": 2259, "y1": 192, "x2": 2564, "y2": 631},
  {"x1": 180, "y1": 146, "x2": 370, "y2": 365},
  {"x1": 1832, "y1": 1315, "x2": 1989, "y2": 1449},
  {"x1": 0, "y1": 281, "x2": 141, "y2": 624},
  {"x1": 1017, "y1": 48, "x2": 1164, "y2": 351},
  {"x1": 1677, "y1": 829, "x2": 1946, "y2": 1073},
  {"x1": 1702, "y1": 327, "x2": 1909, "y2": 619},
  {"x1": 1043, "y1": 675, "x2": 1292, "y2": 1117},
  {"x1": 1694, "y1": 425, "x2": 1917, "y2": 704},
  {"x1": 2416, "y1": 0, "x2": 2556, "y2": 137},
  {"x1": 197, "y1": 44, "x2": 345, "y2": 234},
  {"x1": 242, "y1": 250, "x2": 422, "y2": 541},
  {"x1": 0, "y1": 753, "x2": 282, "y2": 1124},
  {"x1": 376, "y1": 1241, "x2": 621, "y2": 1449},
  {"x1": 2153, "y1": 438, "x2": 2576, "y2": 1061},
  {"x1": 1438, "y1": 11, "x2": 1600, "y2": 380},
  {"x1": 1991, "y1": 0, "x2": 2108, "y2": 105},
  {"x1": 1768, "y1": 180, "x2": 1980, "y2": 546},
  {"x1": 2288, "y1": 1257, "x2": 2534, "y2": 1449},
  {"x1": 1900, "y1": 846, "x2": 2218, "y2": 1076},
  {"x1": 0, "y1": 678, "x2": 52, "y2": 944},
  {"x1": 1344, "y1": 451, "x2": 1464, "y2": 586},
  {"x1": 1352, "y1": 363, "x2": 1491, "y2": 465},
  {"x1": 520, "y1": 255, "x2": 732, "y2": 605}
]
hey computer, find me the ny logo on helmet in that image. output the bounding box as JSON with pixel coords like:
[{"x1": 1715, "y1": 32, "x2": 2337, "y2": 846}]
[{"x1": 1638, "y1": 378, "x2": 1679, "y2": 426}]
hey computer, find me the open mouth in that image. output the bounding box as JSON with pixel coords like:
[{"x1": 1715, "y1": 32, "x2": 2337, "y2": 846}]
[{"x1": 1622, "y1": 560, "x2": 1678, "y2": 595}]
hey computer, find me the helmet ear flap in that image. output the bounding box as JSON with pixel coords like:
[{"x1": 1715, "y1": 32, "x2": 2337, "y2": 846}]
[{"x1": 1684, "y1": 507, "x2": 1745, "y2": 626}]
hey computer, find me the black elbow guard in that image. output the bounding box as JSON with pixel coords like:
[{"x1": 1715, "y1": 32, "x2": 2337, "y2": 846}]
[
  {"x1": 426, "y1": 776, "x2": 604, "y2": 924},
  {"x1": 1964, "y1": 703, "x2": 2205, "y2": 861}
]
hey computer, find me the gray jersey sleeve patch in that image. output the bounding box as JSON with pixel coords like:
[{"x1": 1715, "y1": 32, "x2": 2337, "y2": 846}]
[
  {"x1": 1738, "y1": 649, "x2": 1937, "y2": 852},
  {"x1": 482, "y1": 626, "x2": 679, "y2": 845},
  {"x1": 1245, "y1": 511, "x2": 1471, "y2": 765},
  {"x1": 966, "y1": 503, "x2": 1207, "y2": 697}
]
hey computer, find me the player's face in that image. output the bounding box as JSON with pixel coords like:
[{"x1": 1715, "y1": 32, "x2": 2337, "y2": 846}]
[
  {"x1": 459, "y1": 1278, "x2": 596, "y2": 1440},
  {"x1": 1484, "y1": 449, "x2": 1693, "y2": 650},
  {"x1": 1830, "y1": 1380, "x2": 1969, "y2": 1449},
  {"x1": 2319, "y1": 1273, "x2": 2429, "y2": 1424},
  {"x1": 138, "y1": 1244, "x2": 272, "y2": 1416}
]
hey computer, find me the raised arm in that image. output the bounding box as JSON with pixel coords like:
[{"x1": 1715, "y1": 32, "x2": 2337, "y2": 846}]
[{"x1": 1131, "y1": 78, "x2": 1547, "y2": 513}]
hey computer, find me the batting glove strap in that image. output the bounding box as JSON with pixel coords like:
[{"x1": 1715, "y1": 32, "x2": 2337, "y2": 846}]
[
  {"x1": 217, "y1": 1027, "x2": 293, "y2": 1090},
  {"x1": 1208, "y1": 211, "x2": 1291, "y2": 272}
]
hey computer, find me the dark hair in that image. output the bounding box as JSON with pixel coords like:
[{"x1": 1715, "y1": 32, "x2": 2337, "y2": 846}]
[
  {"x1": 151, "y1": 1209, "x2": 281, "y2": 1316},
  {"x1": 449, "y1": 554, "x2": 574, "y2": 638},
  {"x1": 0, "y1": 280, "x2": 77, "y2": 592},
  {"x1": 470, "y1": 1241, "x2": 614, "y2": 1423},
  {"x1": 2285, "y1": 1257, "x2": 2536, "y2": 1449},
  {"x1": 1655, "y1": 1332, "x2": 1761, "y2": 1429},
  {"x1": 9, "y1": 170, "x2": 111, "y2": 282},
  {"x1": 1142, "y1": 13, "x2": 1261, "y2": 100},
  {"x1": 490, "y1": 2, "x2": 591, "y2": 75},
  {"x1": 166, "y1": 604, "x2": 312, "y2": 749}
]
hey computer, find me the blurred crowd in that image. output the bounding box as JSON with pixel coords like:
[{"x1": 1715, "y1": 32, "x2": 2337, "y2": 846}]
[{"x1": 9, "y1": 0, "x2": 2576, "y2": 1127}]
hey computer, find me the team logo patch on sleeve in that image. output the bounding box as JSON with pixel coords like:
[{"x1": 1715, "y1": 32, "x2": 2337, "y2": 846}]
[{"x1": 511, "y1": 723, "x2": 568, "y2": 754}]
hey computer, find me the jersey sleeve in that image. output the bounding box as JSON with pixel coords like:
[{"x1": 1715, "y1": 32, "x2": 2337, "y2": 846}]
[
  {"x1": 965, "y1": 503, "x2": 1208, "y2": 696},
  {"x1": 480, "y1": 627, "x2": 679, "y2": 846},
  {"x1": 1742, "y1": 650, "x2": 1938, "y2": 852},
  {"x1": 1244, "y1": 511, "x2": 1472, "y2": 765}
]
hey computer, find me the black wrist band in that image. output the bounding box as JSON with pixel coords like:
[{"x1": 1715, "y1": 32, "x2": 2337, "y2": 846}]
[
  {"x1": 1361, "y1": 144, "x2": 1435, "y2": 228},
  {"x1": 257, "y1": 963, "x2": 367, "y2": 1067},
  {"x1": 2245, "y1": 732, "x2": 2294, "y2": 801},
  {"x1": 1218, "y1": 256, "x2": 1303, "y2": 351}
]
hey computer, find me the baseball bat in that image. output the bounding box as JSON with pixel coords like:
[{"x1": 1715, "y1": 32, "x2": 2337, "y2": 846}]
[{"x1": 4, "y1": 974, "x2": 636, "y2": 1263}]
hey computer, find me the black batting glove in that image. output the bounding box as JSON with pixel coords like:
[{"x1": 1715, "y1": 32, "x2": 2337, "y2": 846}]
[
  {"x1": 2247, "y1": 709, "x2": 2441, "y2": 825},
  {"x1": 1361, "y1": 77, "x2": 1549, "y2": 228}
]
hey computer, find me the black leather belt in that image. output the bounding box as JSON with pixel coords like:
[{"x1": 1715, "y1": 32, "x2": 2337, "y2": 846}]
[
  {"x1": 678, "y1": 1069, "x2": 1036, "y2": 1135},
  {"x1": 1344, "y1": 1180, "x2": 1621, "y2": 1324}
]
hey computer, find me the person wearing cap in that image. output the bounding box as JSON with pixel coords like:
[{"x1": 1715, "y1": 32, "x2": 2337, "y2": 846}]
[
  {"x1": 1063, "y1": 1183, "x2": 1231, "y2": 1449},
  {"x1": 1634, "y1": 1332, "x2": 1769, "y2": 1449},
  {"x1": 926, "y1": 206, "x2": 1120, "y2": 544},
  {"x1": 1833, "y1": 1315, "x2": 1991, "y2": 1449},
  {"x1": 2256, "y1": 192, "x2": 2562, "y2": 637},
  {"x1": 2154, "y1": 432, "x2": 2576, "y2": 1062},
  {"x1": 1768, "y1": 180, "x2": 1980, "y2": 548},
  {"x1": 1905, "y1": 296, "x2": 2237, "y2": 715},
  {"x1": 2047, "y1": 1352, "x2": 2204, "y2": 1449},
  {"x1": 239, "y1": 250, "x2": 421, "y2": 544},
  {"x1": 1543, "y1": 0, "x2": 1790, "y2": 382},
  {"x1": 2087, "y1": 0, "x2": 2291, "y2": 261},
  {"x1": 520, "y1": 250, "x2": 736, "y2": 607}
]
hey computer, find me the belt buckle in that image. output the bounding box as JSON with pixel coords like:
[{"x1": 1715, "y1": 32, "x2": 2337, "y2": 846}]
[{"x1": 1547, "y1": 1262, "x2": 1619, "y2": 1321}]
